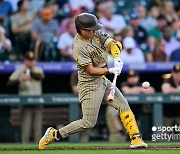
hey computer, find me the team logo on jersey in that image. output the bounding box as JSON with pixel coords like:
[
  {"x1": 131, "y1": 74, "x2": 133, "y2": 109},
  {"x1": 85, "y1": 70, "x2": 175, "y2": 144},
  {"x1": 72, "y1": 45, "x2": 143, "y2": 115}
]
[{"x1": 96, "y1": 38, "x2": 100, "y2": 44}]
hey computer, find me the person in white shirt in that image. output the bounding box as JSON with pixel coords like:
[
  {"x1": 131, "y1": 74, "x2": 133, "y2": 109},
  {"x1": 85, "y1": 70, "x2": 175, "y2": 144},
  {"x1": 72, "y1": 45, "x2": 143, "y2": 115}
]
[
  {"x1": 57, "y1": 20, "x2": 76, "y2": 61},
  {"x1": 0, "y1": 24, "x2": 12, "y2": 60},
  {"x1": 120, "y1": 37, "x2": 145, "y2": 64},
  {"x1": 162, "y1": 26, "x2": 179, "y2": 56},
  {"x1": 99, "y1": 3, "x2": 126, "y2": 35}
]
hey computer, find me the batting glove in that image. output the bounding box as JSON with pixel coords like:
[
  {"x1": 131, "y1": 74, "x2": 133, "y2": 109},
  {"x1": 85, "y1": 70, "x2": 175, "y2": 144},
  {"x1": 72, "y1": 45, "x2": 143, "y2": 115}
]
[
  {"x1": 109, "y1": 67, "x2": 121, "y2": 75},
  {"x1": 114, "y1": 57, "x2": 123, "y2": 72}
]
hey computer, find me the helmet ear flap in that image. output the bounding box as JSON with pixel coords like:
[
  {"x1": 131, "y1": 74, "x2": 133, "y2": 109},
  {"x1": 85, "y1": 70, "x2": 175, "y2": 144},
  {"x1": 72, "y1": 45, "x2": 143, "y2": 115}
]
[{"x1": 75, "y1": 19, "x2": 83, "y2": 34}]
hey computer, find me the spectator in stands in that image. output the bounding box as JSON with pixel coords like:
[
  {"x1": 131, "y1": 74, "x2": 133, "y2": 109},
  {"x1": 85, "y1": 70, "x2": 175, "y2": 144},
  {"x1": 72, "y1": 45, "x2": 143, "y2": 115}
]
[
  {"x1": 99, "y1": 2, "x2": 126, "y2": 35},
  {"x1": 120, "y1": 26, "x2": 134, "y2": 40},
  {"x1": 148, "y1": 14, "x2": 167, "y2": 39},
  {"x1": 141, "y1": 6, "x2": 159, "y2": 32},
  {"x1": 8, "y1": 52, "x2": 44, "y2": 143},
  {"x1": 31, "y1": 8, "x2": 59, "y2": 61},
  {"x1": 59, "y1": 8, "x2": 82, "y2": 34},
  {"x1": 70, "y1": 71, "x2": 90, "y2": 142},
  {"x1": 28, "y1": 0, "x2": 45, "y2": 15},
  {"x1": 120, "y1": 37, "x2": 145, "y2": 64},
  {"x1": 148, "y1": 0, "x2": 164, "y2": 13},
  {"x1": 136, "y1": 6, "x2": 148, "y2": 30},
  {"x1": 146, "y1": 39, "x2": 168, "y2": 62},
  {"x1": 48, "y1": 1, "x2": 59, "y2": 20},
  {"x1": 129, "y1": 12, "x2": 147, "y2": 48},
  {"x1": 170, "y1": 31, "x2": 180, "y2": 61},
  {"x1": 0, "y1": 18, "x2": 12, "y2": 61},
  {"x1": 162, "y1": 1, "x2": 178, "y2": 26},
  {"x1": 6, "y1": 0, "x2": 20, "y2": 13},
  {"x1": 170, "y1": 19, "x2": 179, "y2": 37},
  {"x1": 11, "y1": 0, "x2": 34, "y2": 59},
  {"x1": 69, "y1": 0, "x2": 94, "y2": 12},
  {"x1": 143, "y1": 36, "x2": 156, "y2": 59},
  {"x1": 161, "y1": 64, "x2": 180, "y2": 130},
  {"x1": 121, "y1": 70, "x2": 155, "y2": 95},
  {"x1": 106, "y1": 105, "x2": 127, "y2": 142},
  {"x1": 57, "y1": 20, "x2": 76, "y2": 61},
  {"x1": 162, "y1": 26, "x2": 179, "y2": 57},
  {"x1": 0, "y1": 0, "x2": 12, "y2": 19}
]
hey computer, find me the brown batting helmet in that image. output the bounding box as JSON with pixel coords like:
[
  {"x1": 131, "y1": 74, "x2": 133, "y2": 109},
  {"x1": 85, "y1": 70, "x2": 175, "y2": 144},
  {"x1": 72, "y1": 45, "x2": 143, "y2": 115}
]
[{"x1": 75, "y1": 13, "x2": 103, "y2": 31}]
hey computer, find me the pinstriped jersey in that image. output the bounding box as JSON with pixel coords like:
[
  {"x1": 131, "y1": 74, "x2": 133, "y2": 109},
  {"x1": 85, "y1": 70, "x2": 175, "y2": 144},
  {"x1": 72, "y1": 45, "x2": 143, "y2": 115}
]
[{"x1": 72, "y1": 31, "x2": 110, "y2": 82}]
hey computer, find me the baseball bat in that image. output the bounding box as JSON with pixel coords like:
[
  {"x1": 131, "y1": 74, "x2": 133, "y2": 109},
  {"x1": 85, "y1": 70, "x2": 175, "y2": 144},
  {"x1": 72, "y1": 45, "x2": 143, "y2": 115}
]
[{"x1": 107, "y1": 71, "x2": 118, "y2": 102}]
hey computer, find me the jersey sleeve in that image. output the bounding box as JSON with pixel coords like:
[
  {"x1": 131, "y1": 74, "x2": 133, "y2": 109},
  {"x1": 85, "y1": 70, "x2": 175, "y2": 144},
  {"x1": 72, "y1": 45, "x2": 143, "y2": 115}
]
[
  {"x1": 95, "y1": 31, "x2": 111, "y2": 46},
  {"x1": 9, "y1": 68, "x2": 22, "y2": 81}
]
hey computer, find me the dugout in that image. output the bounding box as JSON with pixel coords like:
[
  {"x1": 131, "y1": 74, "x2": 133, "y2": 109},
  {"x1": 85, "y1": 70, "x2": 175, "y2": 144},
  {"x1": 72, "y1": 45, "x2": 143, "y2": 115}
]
[{"x1": 0, "y1": 62, "x2": 180, "y2": 143}]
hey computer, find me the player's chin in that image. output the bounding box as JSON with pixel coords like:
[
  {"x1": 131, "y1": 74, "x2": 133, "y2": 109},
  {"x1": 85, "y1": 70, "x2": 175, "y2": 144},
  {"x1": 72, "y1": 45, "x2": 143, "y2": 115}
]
[{"x1": 90, "y1": 33, "x2": 95, "y2": 38}]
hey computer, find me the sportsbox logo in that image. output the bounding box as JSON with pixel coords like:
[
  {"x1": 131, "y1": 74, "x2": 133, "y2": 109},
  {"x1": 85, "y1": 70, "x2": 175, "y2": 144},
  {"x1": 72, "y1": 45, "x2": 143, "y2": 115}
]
[{"x1": 151, "y1": 125, "x2": 180, "y2": 141}]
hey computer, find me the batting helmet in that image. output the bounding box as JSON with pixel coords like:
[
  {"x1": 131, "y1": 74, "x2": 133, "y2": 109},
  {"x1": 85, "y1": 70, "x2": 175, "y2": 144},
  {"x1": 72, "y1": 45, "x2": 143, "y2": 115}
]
[{"x1": 75, "y1": 13, "x2": 103, "y2": 31}]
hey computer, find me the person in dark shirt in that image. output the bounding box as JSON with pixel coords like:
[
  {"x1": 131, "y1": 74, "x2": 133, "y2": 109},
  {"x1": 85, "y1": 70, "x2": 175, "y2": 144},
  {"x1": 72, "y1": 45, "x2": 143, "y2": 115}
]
[
  {"x1": 120, "y1": 70, "x2": 155, "y2": 118},
  {"x1": 161, "y1": 64, "x2": 180, "y2": 128},
  {"x1": 129, "y1": 12, "x2": 147, "y2": 47}
]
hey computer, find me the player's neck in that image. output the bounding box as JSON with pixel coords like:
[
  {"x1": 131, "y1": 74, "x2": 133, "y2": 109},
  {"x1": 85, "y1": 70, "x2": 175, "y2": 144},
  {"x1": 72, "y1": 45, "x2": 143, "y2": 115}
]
[{"x1": 77, "y1": 34, "x2": 92, "y2": 42}]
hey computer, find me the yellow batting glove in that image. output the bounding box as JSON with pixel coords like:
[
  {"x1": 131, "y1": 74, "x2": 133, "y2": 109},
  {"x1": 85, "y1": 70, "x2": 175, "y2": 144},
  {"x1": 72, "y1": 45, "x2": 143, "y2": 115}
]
[
  {"x1": 115, "y1": 41, "x2": 123, "y2": 51},
  {"x1": 106, "y1": 40, "x2": 123, "y2": 58}
]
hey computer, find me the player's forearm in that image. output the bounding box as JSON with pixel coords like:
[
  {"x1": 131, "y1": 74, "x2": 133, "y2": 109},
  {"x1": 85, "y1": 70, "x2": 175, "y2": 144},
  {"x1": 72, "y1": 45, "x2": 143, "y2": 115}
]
[
  {"x1": 163, "y1": 87, "x2": 180, "y2": 93},
  {"x1": 30, "y1": 71, "x2": 44, "y2": 80},
  {"x1": 162, "y1": 84, "x2": 180, "y2": 93},
  {"x1": 84, "y1": 65, "x2": 109, "y2": 76},
  {"x1": 122, "y1": 87, "x2": 141, "y2": 94},
  {"x1": 7, "y1": 79, "x2": 19, "y2": 86}
]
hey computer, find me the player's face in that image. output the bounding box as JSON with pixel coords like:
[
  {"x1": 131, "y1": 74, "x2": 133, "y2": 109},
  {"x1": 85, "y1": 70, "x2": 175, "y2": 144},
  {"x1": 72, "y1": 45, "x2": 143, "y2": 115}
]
[
  {"x1": 80, "y1": 29, "x2": 95, "y2": 40},
  {"x1": 24, "y1": 59, "x2": 35, "y2": 68},
  {"x1": 172, "y1": 71, "x2": 180, "y2": 82},
  {"x1": 127, "y1": 76, "x2": 140, "y2": 85}
]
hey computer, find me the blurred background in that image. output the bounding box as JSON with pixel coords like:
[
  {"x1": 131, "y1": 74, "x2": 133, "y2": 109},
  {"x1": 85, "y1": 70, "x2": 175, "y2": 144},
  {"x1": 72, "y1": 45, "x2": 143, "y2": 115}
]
[{"x1": 0, "y1": 0, "x2": 180, "y2": 144}]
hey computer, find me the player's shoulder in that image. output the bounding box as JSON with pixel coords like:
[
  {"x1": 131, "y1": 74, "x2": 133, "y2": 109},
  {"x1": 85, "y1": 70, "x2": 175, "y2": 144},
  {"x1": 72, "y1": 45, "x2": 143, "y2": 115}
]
[
  {"x1": 73, "y1": 35, "x2": 87, "y2": 50},
  {"x1": 33, "y1": 66, "x2": 44, "y2": 72}
]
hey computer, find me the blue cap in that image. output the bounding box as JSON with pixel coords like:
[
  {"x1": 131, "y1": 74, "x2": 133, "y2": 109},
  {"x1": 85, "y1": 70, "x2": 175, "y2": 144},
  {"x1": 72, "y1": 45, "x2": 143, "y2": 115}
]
[{"x1": 130, "y1": 12, "x2": 139, "y2": 19}]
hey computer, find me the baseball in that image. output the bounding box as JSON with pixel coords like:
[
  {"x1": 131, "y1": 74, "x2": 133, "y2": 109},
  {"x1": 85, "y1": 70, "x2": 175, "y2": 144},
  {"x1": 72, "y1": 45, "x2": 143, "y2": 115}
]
[{"x1": 142, "y1": 81, "x2": 150, "y2": 89}]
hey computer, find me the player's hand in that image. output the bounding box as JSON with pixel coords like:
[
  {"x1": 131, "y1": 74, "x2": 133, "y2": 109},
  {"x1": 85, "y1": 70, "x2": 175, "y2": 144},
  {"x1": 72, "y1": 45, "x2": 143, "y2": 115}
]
[
  {"x1": 114, "y1": 57, "x2": 123, "y2": 72},
  {"x1": 109, "y1": 67, "x2": 121, "y2": 75},
  {"x1": 19, "y1": 74, "x2": 29, "y2": 82}
]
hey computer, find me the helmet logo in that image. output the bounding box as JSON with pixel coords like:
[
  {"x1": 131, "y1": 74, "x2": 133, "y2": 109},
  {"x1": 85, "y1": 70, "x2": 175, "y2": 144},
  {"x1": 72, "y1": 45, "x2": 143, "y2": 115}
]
[{"x1": 94, "y1": 18, "x2": 98, "y2": 24}]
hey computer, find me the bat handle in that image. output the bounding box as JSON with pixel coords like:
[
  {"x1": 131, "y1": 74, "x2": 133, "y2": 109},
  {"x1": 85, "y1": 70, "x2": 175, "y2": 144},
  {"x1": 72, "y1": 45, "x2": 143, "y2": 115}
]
[
  {"x1": 107, "y1": 86, "x2": 115, "y2": 102},
  {"x1": 107, "y1": 71, "x2": 118, "y2": 102}
]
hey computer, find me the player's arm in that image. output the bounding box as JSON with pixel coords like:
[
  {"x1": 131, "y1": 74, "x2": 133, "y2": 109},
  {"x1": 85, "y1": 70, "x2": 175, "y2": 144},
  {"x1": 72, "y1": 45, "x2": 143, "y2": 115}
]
[
  {"x1": 121, "y1": 86, "x2": 142, "y2": 94},
  {"x1": 162, "y1": 83, "x2": 180, "y2": 93},
  {"x1": 140, "y1": 86, "x2": 155, "y2": 94},
  {"x1": 103, "y1": 37, "x2": 124, "y2": 71},
  {"x1": 104, "y1": 37, "x2": 122, "y2": 58},
  {"x1": 7, "y1": 68, "x2": 22, "y2": 86},
  {"x1": 30, "y1": 68, "x2": 44, "y2": 80},
  {"x1": 84, "y1": 64, "x2": 109, "y2": 76}
]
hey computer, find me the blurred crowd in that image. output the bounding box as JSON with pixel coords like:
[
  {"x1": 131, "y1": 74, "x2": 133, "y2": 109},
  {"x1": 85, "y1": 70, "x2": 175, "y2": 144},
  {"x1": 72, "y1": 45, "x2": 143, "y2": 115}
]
[{"x1": 1, "y1": 0, "x2": 180, "y2": 63}]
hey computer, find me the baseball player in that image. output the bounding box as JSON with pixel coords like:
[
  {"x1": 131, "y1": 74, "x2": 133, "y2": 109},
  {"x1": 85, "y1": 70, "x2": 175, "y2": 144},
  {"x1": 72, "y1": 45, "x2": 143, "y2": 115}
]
[{"x1": 39, "y1": 13, "x2": 147, "y2": 149}]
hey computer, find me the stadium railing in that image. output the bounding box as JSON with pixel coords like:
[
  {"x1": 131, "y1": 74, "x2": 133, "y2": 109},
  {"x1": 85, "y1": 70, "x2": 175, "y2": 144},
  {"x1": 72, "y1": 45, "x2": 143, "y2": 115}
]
[{"x1": 0, "y1": 93, "x2": 180, "y2": 142}]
